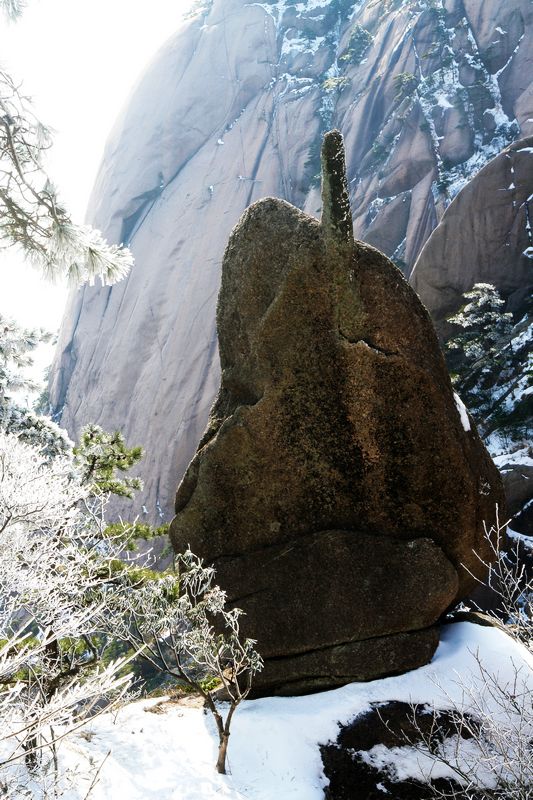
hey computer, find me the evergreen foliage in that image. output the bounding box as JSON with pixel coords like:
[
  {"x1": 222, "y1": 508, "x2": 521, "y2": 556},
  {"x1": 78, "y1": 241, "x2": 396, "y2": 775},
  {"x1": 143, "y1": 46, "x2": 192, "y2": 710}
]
[
  {"x1": 74, "y1": 425, "x2": 143, "y2": 498},
  {"x1": 0, "y1": 313, "x2": 47, "y2": 398},
  {"x1": 0, "y1": 314, "x2": 71, "y2": 458},
  {"x1": 0, "y1": 2, "x2": 133, "y2": 285},
  {"x1": 2, "y1": 403, "x2": 72, "y2": 458},
  {"x1": 104, "y1": 520, "x2": 170, "y2": 551},
  {"x1": 393, "y1": 71, "x2": 419, "y2": 101},
  {"x1": 447, "y1": 284, "x2": 513, "y2": 374},
  {"x1": 322, "y1": 75, "x2": 351, "y2": 93},
  {"x1": 0, "y1": 0, "x2": 136, "y2": 458},
  {"x1": 340, "y1": 24, "x2": 373, "y2": 65},
  {"x1": 0, "y1": 0, "x2": 23, "y2": 19},
  {"x1": 446, "y1": 284, "x2": 532, "y2": 442}
]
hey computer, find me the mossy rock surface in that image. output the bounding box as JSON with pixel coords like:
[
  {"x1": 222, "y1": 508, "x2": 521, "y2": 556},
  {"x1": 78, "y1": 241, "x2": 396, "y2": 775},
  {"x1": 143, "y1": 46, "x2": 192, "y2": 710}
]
[{"x1": 170, "y1": 131, "x2": 505, "y2": 695}]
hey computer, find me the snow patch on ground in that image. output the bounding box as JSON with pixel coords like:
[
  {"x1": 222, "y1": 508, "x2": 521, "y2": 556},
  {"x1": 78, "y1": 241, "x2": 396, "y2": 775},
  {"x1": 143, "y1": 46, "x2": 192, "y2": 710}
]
[{"x1": 56, "y1": 624, "x2": 531, "y2": 799}]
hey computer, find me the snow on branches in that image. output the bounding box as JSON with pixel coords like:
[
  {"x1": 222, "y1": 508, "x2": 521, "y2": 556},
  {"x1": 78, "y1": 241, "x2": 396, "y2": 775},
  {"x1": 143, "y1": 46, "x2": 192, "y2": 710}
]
[
  {"x1": 0, "y1": 67, "x2": 133, "y2": 285},
  {"x1": 105, "y1": 550, "x2": 263, "y2": 774},
  {"x1": 0, "y1": 431, "x2": 132, "y2": 792}
]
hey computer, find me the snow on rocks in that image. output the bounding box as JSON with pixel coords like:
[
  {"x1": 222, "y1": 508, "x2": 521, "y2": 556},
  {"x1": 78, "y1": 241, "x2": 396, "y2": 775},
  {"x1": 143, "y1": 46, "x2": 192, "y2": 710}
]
[
  {"x1": 59, "y1": 624, "x2": 532, "y2": 799},
  {"x1": 453, "y1": 392, "x2": 471, "y2": 432},
  {"x1": 492, "y1": 444, "x2": 533, "y2": 469}
]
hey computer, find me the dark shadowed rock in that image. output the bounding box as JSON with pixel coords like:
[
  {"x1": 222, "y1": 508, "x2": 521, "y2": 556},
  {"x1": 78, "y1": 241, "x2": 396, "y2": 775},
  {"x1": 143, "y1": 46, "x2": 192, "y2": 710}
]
[
  {"x1": 500, "y1": 461, "x2": 533, "y2": 517},
  {"x1": 321, "y1": 702, "x2": 485, "y2": 800},
  {"x1": 170, "y1": 131, "x2": 505, "y2": 695},
  {"x1": 247, "y1": 628, "x2": 441, "y2": 698}
]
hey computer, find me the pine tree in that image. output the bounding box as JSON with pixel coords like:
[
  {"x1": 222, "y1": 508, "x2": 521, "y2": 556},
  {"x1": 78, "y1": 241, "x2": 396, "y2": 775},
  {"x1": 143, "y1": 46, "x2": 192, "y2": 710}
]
[
  {"x1": 74, "y1": 424, "x2": 143, "y2": 498},
  {"x1": 0, "y1": 1, "x2": 133, "y2": 285},
  {"x1": 0, "y1": 0, "x2": 135, "y2": 451},
  {"x1": 447, "y1": 283, "x2": 513, "y2": 368},
  {"x1": 446, "y1": 284, "x2": 532, "y2": 444},
  {"x1": 0, "y1": 313, "x2": 71, "y2": 457},
  {"x1": 446, "y1": 283, "x2": 514, "y2": 415}
]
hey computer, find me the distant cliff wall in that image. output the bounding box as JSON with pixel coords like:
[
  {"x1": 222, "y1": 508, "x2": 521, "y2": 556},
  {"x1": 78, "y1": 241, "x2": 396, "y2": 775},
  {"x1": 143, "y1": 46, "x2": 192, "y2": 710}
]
[
  {"x1": 411, "y1": 136, "x2": 533, "y2": 336},
  {"x1": 49, "y1": 0, "x2": 533, "y2": 521}
]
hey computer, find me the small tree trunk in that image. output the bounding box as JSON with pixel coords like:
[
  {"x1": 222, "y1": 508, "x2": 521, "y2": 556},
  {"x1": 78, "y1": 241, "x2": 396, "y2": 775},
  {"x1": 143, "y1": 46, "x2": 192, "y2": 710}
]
[
  {"x1": 216, "y1": 733, "x2": 230, "y2": 774},
  {"x1": 23, "y1": 730, "x2": 39, "y2": 771},
  {"x1": 215, "y1": 698, "x2": 238, "y2": 774}
]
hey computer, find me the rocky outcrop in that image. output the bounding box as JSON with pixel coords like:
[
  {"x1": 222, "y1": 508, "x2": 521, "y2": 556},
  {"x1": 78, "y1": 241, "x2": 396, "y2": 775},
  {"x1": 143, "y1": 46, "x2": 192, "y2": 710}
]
[
  {"x1": 321, "y1": 701, "x2": 485, "y2": 799},
  {"x1": 49, "y1": 0, "x2": 533, "y2": 521},
  {"x1": 169, "y1": 132, "x2": 505, "y2": 695},
  {"x1": 411, "y1": 137, "x2": 533, "y2": 337},
  {"x1": 502, "y1": 463, "x2": 533, "y2": 517}
]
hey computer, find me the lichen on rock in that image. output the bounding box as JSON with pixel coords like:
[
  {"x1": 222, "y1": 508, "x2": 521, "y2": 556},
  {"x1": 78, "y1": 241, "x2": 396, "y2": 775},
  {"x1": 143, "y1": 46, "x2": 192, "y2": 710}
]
[{"x1": 170, "y1": 130, "x2": 505, "y2": 696}]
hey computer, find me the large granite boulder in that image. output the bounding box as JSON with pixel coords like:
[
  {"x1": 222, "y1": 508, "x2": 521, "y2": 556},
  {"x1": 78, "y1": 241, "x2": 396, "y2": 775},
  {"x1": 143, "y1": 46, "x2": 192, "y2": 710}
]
[{"x1": 170, "y1": 131, "x2": 505, "y2": 696}]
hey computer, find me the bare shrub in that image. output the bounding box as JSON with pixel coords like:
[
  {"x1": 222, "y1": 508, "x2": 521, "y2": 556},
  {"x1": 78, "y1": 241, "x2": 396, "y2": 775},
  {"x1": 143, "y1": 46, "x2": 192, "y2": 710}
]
[
  {"x1": 377, "y1": 511, "x2": 533, "y2": 798},
  {"x1": 104, "y1": 549, "x2": 263, "y2": 775}
]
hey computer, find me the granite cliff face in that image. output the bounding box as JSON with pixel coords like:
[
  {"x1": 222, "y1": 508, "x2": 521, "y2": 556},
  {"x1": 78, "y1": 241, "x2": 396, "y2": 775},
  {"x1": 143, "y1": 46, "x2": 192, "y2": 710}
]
[
  {"x1": 411, "y1": 136, "x2": 533, "y2": 336},
  {"x1": 49, "y1": 0, "x2": 533, "y2": 520}
]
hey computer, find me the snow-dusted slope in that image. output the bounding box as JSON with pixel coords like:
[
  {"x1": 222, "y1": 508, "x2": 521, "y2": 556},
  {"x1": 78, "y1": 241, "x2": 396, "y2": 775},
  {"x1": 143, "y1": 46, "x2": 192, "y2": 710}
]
[
  {"x1": 49, "y1": 0, "x2": 533, "y2": 520},
  {"x1": 54, "y1": 623, "x2": 532, "y2": 799}
]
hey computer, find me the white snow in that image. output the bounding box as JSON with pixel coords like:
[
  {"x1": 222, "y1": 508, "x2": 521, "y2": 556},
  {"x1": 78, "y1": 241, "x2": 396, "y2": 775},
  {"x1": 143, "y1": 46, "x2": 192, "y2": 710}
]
[
  {"x1": 281, "y1": 31, "x2": 326, "y2": 57},
  {"x1": 434, "y1": 91, "x2": 453, "y2": 109},
  {"x1": 295, "y1": 0, "x2": 330, "y2": 11},
  {"x1": 493, "y1": 444, "x2": 533, "y2": 469},
  {"x1": 54, "y1": 624, "x2": 531, "y2": 799},
  {"x1": 453, "y1": 392, "x2": 471, "y2": 432}
]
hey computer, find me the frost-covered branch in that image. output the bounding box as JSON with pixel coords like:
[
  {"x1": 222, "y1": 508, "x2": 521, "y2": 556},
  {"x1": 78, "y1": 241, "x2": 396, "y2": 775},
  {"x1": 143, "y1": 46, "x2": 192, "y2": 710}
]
[
  {"x1": 466, "y1": 511, "x2": 532, "y2": 650},
  {"x1": 393, "y1": 656, "x2": 533, "y2": 799},
  {"x1": 104, "y1": 549, "x2": 263, "y2": 774},
  {"x1": 0, "y1": 0, "x2": 24, "y2": 20},
  {"x1": 0, "y1": 431, "x2": 136, "y2": 794},
  {"x1": 0, "y1": 68, "x2": 133, "y2": 285},
  {"x1": 370, "y1": 511, "x2": 532, "y2": 798}
]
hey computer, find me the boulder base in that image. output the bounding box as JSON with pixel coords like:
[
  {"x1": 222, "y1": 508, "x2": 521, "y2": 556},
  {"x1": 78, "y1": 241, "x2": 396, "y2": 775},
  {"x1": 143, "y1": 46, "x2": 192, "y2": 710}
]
[{"x1": 253, "y1": 629, "x2": 441, "y2": 697}]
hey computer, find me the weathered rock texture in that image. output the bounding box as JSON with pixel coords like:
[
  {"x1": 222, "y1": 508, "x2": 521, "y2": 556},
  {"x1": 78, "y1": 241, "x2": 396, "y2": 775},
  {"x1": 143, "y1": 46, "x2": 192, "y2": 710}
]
[
  {"x1": 169, "y1": 131, "x2": 505, "y2": 695},
  {"x1": 411, "y1": 137, "x2": 533, "y2": 337},
  {"x1": 49, "y1": 0, "x2": 533, "y2": 521}
]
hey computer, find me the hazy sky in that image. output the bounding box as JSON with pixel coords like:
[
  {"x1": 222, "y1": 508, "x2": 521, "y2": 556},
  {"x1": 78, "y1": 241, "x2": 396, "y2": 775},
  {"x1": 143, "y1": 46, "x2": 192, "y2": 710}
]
[{"x1": 1, "y1": 0, "x2": 192, "y2": 335}]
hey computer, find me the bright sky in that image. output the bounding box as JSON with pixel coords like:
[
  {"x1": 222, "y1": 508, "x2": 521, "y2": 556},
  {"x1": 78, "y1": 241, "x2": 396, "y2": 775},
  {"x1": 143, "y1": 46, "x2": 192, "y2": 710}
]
[{"x1": 0, "y1": 0, "x2": 192, "y2": 334}]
